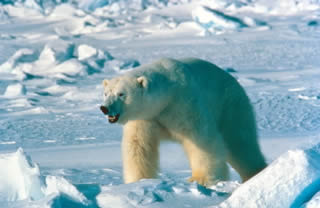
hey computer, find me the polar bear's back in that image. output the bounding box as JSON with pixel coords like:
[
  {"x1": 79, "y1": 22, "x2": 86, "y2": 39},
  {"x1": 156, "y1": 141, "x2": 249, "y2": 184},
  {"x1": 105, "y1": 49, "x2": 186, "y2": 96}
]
[
  {"x1": 158, "y1": 58, "x2": 240, "y2": 93},
  {"x1": 177, "y1": 57, "x2": 237, "y2": 91},
  {"x1": 130, "y1": 57, "x2": 247, "y2": 117},
  {"x1": 127, "y1": 58, "x2": 234, "y2": 90},
  {"x1": 177, "y1": 58, "x2": 249, "y2": 118},
  {"x1": 127, "y1": 57, "x2": 249, "y2": 114}
]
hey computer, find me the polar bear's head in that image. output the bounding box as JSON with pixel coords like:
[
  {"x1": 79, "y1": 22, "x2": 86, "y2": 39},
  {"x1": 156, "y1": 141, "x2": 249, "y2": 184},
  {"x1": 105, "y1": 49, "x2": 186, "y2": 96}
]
[{"x1": 100, "y1": 75, "x2": 149, "y2": 124}]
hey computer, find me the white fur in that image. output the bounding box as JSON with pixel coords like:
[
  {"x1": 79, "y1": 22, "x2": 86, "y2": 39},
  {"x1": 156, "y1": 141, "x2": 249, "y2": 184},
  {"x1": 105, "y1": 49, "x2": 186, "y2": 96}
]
[{"x1": 102, "y1": 58, "x2": 267, "y2": 186}]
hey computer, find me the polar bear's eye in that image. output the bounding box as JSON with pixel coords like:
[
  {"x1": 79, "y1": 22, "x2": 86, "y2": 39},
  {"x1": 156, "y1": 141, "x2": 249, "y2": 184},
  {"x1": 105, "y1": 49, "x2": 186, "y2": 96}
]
[{"x1": 118, "y1": 93, "x2": 124, "y2": 97}]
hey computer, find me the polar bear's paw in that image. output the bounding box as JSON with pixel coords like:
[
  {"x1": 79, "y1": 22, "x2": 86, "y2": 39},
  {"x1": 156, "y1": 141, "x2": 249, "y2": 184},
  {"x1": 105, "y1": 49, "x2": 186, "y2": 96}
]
[
  {"x1": 188, "y1": 168, "x2": 227, "y2": 187},
  {"x1": 188, "y1": 174, "x2": 213, "y2": 187}
]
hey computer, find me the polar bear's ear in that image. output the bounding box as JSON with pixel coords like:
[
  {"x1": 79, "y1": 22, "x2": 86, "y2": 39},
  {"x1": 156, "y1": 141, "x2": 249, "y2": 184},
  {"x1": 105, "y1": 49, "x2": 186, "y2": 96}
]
[
  {"x1": 102, "y1": 79, "x2": 108, "y2": 87},
  {"x1": 137, "y1": 76, "x2": 148, "y2": 88}
]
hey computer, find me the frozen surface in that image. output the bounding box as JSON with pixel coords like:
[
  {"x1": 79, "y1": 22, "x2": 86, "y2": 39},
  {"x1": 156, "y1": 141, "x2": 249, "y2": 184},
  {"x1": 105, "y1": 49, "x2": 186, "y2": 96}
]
[
  {"x1": 0, "y1": 148, "x2": 87, "y2": 207},
  {"x1": 1, "y1": 0, "x2": 320, "y2": 207},
  {"x1": 97, "y1": 179, "x2": 231, "y2": 208},
  {"x1": 0, "y1": 148, "x2": 44, "y2": 202},
  {"x1": 218, "y1": 143, "x2": 320, "y2": 208}
]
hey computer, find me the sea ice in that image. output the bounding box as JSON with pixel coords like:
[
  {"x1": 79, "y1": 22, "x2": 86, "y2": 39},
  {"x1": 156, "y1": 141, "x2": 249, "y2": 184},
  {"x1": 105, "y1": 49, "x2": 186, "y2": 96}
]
[
  {"x1": 0, "y1": 148, "x2": 44, "y2": 201},
  {"x1": 97, "y1": 179, "x2": 227, "y2": 208},
  {"x1": 218, "y1": 143, "x2": 320, "y2": 208},
  {"x1": 3, "y1": 83, "x2": 27, "y2": 98},
  {"x1": 0, "y1": 48, "x2": 37, "y2": 72},
  {"x1": 37, "y1": 41, "x2": 75, "y2": 66},
  {"x1": 77, "y1": 44, "x2": 100, "y2": 61},
  {"x1": 0, "y1": 148, "x2": 88, "y2": 206},
  {"x1": 303, "y1": 191, "x2": 320, "y2": 208},
  {"x1": 192, "y1": 6, "x2": 247, "y2": 34}
]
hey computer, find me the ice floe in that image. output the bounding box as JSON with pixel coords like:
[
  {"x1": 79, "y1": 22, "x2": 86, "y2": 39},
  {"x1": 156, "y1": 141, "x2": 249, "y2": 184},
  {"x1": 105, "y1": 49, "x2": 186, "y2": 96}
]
[
  {"x1": 0, "y1": 148, "x2": 88, "y2": 206},
  {"x1": 218, "y1": 143, "x2": 320, "y2": 208}
]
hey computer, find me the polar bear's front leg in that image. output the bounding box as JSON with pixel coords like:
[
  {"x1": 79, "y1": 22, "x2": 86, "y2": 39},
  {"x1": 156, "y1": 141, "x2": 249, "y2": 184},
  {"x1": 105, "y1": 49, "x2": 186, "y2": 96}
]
[
  {"x1": 122, "y1": 120, "x2": 161, "y2": 184},
  {"x1": 183, "y1": 137, "x2": 229, "y2": 186}
]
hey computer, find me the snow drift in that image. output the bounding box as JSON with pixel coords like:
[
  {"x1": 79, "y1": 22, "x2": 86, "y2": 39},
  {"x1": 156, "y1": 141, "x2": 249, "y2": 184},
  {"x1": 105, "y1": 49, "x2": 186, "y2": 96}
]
[
  {"x1": 192, "y1": 5, "x2": 269, "y2": 35},
  {"x1": 0, "y1": 148, "x2": 88, "y2": 206},
  {"x1": 97, "y1": 179, "x2": 233, "y2": 208},
  {"x1": 4, "y1": 144, "x2": 320, "y2": 207},
  {"x1": 218, "y1": 143, "x2": 320, "y2": 208},
  {"x1": 192, "y1": 6, "x2": 248, "y2": 34},
  {"x1": 0, "y1": 148, "x2": 44, "y2": 201},
  {"x1": 0, "y1": 40, "x2": 117, "y2": 80}
]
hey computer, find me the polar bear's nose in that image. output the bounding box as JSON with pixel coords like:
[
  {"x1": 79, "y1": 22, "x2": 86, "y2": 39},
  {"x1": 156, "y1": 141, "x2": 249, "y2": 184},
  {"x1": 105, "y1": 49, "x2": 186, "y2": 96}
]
[{"x1": 100, "y1": 106, "x2": 109, "y2": 115}]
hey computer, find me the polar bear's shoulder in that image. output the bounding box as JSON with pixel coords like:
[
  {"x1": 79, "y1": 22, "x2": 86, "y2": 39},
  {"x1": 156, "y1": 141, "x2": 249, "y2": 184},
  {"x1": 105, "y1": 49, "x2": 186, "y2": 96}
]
[
  {"x1": 126, "y1": 58, "x2": 184, "y2": 78},
  {"x1": 153, "y1": 58, "x2": 183, "y2": 70}
]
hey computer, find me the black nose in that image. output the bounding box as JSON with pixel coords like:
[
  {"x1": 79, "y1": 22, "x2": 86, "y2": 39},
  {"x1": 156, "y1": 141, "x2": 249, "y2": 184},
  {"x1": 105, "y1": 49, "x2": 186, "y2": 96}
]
[{"x1": 100, "y1": 106, "x2": 109, "y2": 115}]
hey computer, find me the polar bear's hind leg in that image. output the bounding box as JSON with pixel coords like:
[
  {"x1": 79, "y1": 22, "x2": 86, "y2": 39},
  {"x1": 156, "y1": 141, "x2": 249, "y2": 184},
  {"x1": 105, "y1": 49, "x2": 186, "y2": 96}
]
[{"x1": 183, "y1": 137, "x2": 229, "y2": 186}]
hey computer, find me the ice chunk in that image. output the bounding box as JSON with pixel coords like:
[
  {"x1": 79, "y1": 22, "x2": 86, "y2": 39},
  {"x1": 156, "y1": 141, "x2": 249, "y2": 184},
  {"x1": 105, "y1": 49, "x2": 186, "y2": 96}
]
[
  {"x1": 0, "y1": 148, "x2": 45, "y2": 201},
  {"x1": 0, "y1": 48, "x2": 38, "y2": 72},
  {"x1": 50, "y1": 58, "x2": 87, "y2": 77},
  {"x1": 14, "y1": 0, "x2": 65, "y2": 14},
  {"x1": 78, "y1": 0, "x2": 110, "y2": 12},
  {"x1": 45, "y1": 175, "x2": 88, "y2": 205},
  {"x1": 37, "y1": 41, "x2": 75, "y2": 66},
  {"x1": 0, "y1": 48, "x2": 40, "y2": 80},
  {"x1": 76, "y1": 44, "x2": 113, "y2": 74},
  {"x1": 192, "y1": 6, "x2": 247, "y2": 34},
  {"x1": 3, "y1": 83, "x2": 27, "y2": 97},
  {"x1": 77, "y1": 44, "x2": 99, "y2": 61},
  {"x1": 242, "y1": 16, "x2": 267, "y2": 27},
  {"x1": 218, "y1": 143, "x2": 320, "y2": 208},
  {"x1": 77, "y1": 44, "x2": 113, "y2": 61},
  {"x1": 191, "y1": 5, "x2": 270, "y2": 35},
  {"x1": 0, "y1": 148, "x2": 88, "y2": 206},
  {"x1": 49, "y1": 4, "x2": 86, "y2": 19},
  {"x1": 303, "y1": 191, "x2": 320, "y2": 208}
]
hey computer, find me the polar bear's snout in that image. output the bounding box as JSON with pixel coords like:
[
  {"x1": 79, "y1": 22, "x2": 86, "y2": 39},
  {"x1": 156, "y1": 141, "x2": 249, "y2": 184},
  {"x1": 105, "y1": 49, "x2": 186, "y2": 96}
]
[
  {"x1": 100, "y1": 106, "x2": 109, "y2": 115},
  {"x1": 100, "y1": 105, "x2": 121, "y2": 123},
  {"x1": 108, "y1": 114, "x2": 120, "y2": 123}
]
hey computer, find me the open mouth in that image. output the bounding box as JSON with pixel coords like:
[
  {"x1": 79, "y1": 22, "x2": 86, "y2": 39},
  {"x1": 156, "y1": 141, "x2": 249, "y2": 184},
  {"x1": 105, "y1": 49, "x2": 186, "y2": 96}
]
[{"x1": 108, "y1": 114, "x2": 120, "y2": 123}]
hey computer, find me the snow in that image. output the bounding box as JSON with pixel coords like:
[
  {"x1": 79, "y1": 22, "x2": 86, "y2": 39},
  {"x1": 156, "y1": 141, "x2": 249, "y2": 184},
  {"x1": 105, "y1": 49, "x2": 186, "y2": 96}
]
[
  {"x1": 192, "y1": 6, "x2": 248, "y2": 34},
  {"x1": 38, "y1": 41, "x2": 74, "y2": 65},
  {"x1": 218, "y1": 143, "x2": 320, "y2": 208},
  {"x1": 304, "y1": 191, "x2": 320, "y2": 208},
  {"x1": 1, "y1": 0, "x2": 320, "y2": 207},
  {"x1": 4, "y1": 143, "x2": 320, "y2": 207},
  {"x1": 97, "y1": 179, "x2": 232, "y2": 207},
  {"x1": 77, "y1": 44, "x2": 100, "y2": 61},
  {"x1": 0, "y1": 148, "x2": 87, "y2": 206},
  {"x1": 0, "y1": 148, "x2": 44, "y2": 202},
  {"x1": 0, "y1": 48, "x2": 37, "y2": 72},
  {"x1": 3, "y1": 83, "x2": 27, "y2": 97}
]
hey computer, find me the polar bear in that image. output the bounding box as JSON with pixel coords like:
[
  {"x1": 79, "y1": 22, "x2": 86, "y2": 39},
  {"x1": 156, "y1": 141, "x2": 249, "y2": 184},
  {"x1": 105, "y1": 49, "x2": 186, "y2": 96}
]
[{"x1": 100, "y1": 58, "x2": 266, "y2": 186}]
